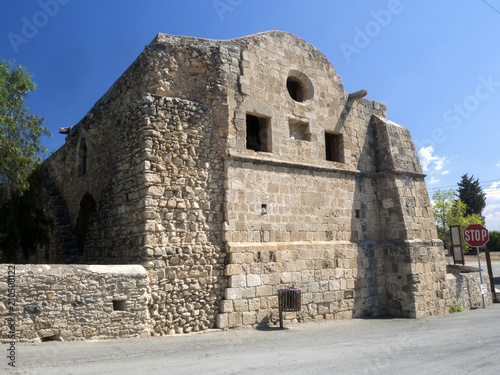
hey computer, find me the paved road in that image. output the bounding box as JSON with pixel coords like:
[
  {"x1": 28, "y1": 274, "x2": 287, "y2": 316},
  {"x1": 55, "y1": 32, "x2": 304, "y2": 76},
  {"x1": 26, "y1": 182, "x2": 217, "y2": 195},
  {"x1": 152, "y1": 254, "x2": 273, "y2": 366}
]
[{"x1": 3, "y1": 304, "x2": 500, "y2": 375}]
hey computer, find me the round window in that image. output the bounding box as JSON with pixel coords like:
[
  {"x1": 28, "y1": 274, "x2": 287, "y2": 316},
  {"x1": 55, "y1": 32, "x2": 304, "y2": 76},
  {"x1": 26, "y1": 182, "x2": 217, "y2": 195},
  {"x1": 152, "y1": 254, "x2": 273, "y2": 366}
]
[{"x1": 286, "y1": 71, "x2": 313, "y2": 102}]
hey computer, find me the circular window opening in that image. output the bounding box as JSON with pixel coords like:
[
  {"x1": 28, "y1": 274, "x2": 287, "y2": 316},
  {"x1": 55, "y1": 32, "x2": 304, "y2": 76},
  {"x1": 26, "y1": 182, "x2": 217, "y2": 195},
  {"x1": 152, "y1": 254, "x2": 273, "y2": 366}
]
[
  {"x1": 286, "y1": 70, "x2": 314, "y2": 102},
  {"x1": 287, "y1": 77, "x2": 304, "y2": 102}
]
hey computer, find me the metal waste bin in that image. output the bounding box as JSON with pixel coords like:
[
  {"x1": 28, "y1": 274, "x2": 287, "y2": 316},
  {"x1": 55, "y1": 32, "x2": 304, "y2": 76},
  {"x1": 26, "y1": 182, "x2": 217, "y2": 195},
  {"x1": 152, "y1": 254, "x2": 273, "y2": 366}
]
[{"x1": 278, "y1": 287, "x2": 301, "y2": 328}]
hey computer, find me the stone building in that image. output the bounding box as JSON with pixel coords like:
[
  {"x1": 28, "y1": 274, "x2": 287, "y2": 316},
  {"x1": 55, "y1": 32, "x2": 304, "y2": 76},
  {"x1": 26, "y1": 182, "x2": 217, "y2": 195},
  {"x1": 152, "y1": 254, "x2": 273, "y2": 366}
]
[{"x1": 24, "y1": 31, "x2": 454, "y2": 336}]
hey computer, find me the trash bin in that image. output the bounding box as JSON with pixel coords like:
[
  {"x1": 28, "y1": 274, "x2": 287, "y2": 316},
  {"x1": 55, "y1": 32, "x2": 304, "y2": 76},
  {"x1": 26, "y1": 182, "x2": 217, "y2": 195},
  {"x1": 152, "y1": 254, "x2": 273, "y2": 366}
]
[{"x1": 278, "y1": 287, "x2": 301, "y2": 328}]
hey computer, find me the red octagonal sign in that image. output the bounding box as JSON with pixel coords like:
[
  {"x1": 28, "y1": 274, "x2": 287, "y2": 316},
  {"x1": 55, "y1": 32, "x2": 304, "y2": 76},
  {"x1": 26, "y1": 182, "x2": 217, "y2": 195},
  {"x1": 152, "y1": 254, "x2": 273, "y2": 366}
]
[{"x1": 463, "y1": 224, "x2": 489, "y2": 247}]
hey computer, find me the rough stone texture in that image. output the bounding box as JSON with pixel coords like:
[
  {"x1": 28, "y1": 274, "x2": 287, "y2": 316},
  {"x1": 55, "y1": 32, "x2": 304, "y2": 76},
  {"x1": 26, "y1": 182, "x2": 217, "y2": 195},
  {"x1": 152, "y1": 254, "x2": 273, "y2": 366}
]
[
  {"x1": 218, "y1": 241, "x2": 385, "y2": 328},
  {"x1": 0, "y1": 265, "x2": 151, "y2": 343},
  {"x1": 446, "y1": 272, "x2": 493, "y2": 310},
  {"x1": 11, "y1": 31, "x2": 482, "y2": 337}
]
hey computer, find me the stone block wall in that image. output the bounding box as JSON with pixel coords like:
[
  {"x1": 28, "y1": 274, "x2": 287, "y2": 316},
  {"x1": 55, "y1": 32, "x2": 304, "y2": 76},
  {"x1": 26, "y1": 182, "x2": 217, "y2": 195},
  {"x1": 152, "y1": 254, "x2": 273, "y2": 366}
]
[
  {"x1": 226, "y1": 32, "x2": 386, "y2": 172},
  {"x1": 446, "y1": 272, "x2": 493, "y2": 310},
  {"x1": 217, "y1": 241, "x2": 386, "y2": 328},
  {"x1": 383, "y1": 240, "x2": 448, "y2": 318},
  {"x1": 224, "y1": 160, "x2": 381, "y2": 244},
  {"x1": 0, "y1": 264, "x2": 151, "y2": 343}
]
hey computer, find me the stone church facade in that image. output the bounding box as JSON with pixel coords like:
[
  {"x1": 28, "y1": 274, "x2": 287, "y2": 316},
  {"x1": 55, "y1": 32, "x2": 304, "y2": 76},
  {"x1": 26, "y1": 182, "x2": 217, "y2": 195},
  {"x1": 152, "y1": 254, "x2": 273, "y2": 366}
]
[{"x1": 14, "y1": 31, "x2": 453, "y2": 337}]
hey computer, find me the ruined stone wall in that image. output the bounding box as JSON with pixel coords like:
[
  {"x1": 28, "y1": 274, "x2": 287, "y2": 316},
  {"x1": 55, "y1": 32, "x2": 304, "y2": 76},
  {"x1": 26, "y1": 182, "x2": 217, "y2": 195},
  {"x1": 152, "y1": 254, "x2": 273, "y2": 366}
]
[
  {"x1": 46, "y1": 95, "x2": 228, "y2": 334},
  {"x1": 44, "y1": 42, "x2": 165, "y2": 235},
  {"x1": 137, "y1": 96, "x2": 226, "y2": 334},
  {"x1": 43, "y1": 33, "x2": 229, "y2": 265},
  {"x1": 45, "y1": 97, "x2": 153, "y2": 264},
  {"x1": 0, "y1": 264, "x2": 151, "y2": 343},
  {"x1": 41, "y1": 34, "x2": 231, "y2": 334}
]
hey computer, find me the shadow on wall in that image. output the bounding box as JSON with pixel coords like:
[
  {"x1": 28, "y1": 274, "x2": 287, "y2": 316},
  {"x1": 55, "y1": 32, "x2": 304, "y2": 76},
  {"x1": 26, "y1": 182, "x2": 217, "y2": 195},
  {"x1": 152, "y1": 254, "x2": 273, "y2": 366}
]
[{"x1": 74, "y1": 193, "x2": 97, "y2": 261}]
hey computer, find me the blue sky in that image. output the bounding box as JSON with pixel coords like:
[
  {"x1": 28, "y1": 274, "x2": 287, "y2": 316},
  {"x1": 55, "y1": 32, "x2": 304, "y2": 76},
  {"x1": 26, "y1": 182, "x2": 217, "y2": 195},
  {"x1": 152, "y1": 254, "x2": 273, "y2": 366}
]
[{"x1": 1, "y1": 0, "x2": 500, "y2": 229}]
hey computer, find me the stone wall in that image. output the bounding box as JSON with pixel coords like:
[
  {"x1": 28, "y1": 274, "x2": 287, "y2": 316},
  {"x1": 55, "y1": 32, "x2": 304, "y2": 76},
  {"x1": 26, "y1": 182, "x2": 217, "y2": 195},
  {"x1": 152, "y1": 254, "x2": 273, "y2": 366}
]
[
  {"x1": 217, "y1": 31, "x2": 445, "y2": 324},
  {"x1": 34, "y1": 31, "x2": 450, "y2": 336},
  {"x1": 383, "y1": 240, "x2": 448, "y2": 318},
  {"x1": 446, "y1": 272, "x2": 493, "y2": 310},
  {"x1": 45, "y1": 95, "x2": 228, "y2": 334},
  {"x1": 218, "y1": 240, "x2": 385, "y2": 328},
  {"x1": 137, "y1": 96, "x2": 227, "y2": 334},
  {"x1": 43, "y1": 33, "x2": 229, "y2": 265},
  {"x1": 223, "y1": 161, "x2": 381, "y2": 244},
  {"x1": 0, "y1": 264, "x2": 151, "y2": 343}
]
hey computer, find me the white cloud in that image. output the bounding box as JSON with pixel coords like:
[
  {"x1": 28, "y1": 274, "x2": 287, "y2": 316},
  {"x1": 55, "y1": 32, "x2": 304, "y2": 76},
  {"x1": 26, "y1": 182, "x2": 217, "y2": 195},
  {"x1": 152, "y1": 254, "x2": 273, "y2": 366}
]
[
  {"x1": 418, "y1": 146, "x2": 448, "y2": 173},
  {"x1": 428, "y1": 176, "x2": 440, "y2": 185},
  {"x1": 484, "y1": 181, "x2": 500, "y2": 231},
  {"x1": 419, "y1": 146, "x2": 450, "y2": 188}
]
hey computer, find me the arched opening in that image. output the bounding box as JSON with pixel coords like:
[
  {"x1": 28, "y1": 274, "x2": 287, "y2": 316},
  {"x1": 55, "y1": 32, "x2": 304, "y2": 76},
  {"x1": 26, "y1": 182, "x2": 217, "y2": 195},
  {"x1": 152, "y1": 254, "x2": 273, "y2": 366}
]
[{"x1": 78, "y1": 138, "x2": 87, "y2": 177}]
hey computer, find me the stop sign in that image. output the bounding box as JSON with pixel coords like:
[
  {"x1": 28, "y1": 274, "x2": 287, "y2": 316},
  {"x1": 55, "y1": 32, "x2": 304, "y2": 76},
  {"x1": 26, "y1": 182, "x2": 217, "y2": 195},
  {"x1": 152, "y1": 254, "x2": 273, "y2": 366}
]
[{"x1": 463, "y1": 224, "x2": 489, "y2": 247}]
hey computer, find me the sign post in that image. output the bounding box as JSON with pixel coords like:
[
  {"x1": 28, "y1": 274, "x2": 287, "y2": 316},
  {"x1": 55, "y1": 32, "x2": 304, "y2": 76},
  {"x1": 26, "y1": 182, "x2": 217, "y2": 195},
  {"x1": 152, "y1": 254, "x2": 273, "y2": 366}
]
[
  {"x1": 463, "y1": 224, "x2": 490, "y2": 308},
  {"x1": 484, "y1": 249, "x2": 498, "y2": 302},
  {"x1": 449, "y1": 225, "x2": 464, "y2": 265}
]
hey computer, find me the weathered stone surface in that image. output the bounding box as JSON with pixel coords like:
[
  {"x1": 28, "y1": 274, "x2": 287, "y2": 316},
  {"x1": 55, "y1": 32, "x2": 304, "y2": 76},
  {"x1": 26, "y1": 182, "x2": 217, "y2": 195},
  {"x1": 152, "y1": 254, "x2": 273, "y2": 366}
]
[
  {"x1": 0, "y1": 265, "x2": 151, "y2": 343},
  {"x1": 3, "y1": 30, "x2": 475, "y2": 339}
]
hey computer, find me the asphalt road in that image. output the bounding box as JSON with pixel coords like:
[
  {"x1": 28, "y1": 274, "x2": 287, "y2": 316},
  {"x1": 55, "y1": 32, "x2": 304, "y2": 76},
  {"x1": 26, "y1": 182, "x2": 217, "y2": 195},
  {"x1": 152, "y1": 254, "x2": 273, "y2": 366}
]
[{"x1": 3, "y1": 304, "x2": 500, "y2": 375}]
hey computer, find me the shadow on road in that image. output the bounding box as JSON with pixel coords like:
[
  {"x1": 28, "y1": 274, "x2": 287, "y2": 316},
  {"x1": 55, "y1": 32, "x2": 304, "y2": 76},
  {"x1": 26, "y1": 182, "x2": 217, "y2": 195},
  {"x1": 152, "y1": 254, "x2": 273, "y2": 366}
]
[{"x1": 255, "y1": 326, "x2": 289, "y2": 332}]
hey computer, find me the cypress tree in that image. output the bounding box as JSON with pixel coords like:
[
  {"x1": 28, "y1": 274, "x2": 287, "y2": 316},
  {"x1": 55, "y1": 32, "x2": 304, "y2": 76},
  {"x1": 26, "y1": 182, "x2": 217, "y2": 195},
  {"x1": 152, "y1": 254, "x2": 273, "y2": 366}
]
[{"x1": 457, "y1": 174, "x2": 486, "y2": 217}]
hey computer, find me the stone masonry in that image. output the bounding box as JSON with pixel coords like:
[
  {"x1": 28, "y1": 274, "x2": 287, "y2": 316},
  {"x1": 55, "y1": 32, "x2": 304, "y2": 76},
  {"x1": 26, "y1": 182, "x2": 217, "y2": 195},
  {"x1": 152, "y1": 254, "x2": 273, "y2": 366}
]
[
  {"x1": 0, "y1": 265, "x2": 151, "y2": 342},
  {"x1": 3, "y1": 31, "x2": 485, "y2": 340}
]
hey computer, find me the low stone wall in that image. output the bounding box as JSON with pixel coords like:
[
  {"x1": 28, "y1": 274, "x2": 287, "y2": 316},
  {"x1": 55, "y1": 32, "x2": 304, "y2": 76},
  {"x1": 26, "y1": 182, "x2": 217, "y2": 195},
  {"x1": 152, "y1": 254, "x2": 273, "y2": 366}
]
[
  {"x1": 446, "y1": 272, "x2": 492, "y2": 310},
  {"x1": 0, "y1": 264, "x2": 152, "y2": 343}
]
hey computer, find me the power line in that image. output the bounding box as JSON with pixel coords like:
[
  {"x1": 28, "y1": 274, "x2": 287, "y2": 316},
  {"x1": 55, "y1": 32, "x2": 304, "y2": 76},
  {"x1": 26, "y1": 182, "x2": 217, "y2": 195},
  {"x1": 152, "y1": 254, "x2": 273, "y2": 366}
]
[
  {"x1": 481, "y1": 0, "x2": 500, "y2": 15},
  {"x1": 428, "y1": 179, "x2": 500, "y2": 190}
]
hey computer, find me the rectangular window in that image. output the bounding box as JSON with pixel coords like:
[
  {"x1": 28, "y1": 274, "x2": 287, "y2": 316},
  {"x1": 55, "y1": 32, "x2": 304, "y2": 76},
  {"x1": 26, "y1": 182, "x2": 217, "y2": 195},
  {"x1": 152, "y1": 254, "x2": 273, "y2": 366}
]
[
  {"x1": 246, "y1": 114, "x2": 271, "y2": 152},
  {"x1": 289, "y1": 118, "x2": 311, "y2": 141},
  {"x1": 325, "y1": 132, "x2": 344, "y2": 162},
  {"x1": 112, "y1": 300, "x2": 127, "y2": 311}
]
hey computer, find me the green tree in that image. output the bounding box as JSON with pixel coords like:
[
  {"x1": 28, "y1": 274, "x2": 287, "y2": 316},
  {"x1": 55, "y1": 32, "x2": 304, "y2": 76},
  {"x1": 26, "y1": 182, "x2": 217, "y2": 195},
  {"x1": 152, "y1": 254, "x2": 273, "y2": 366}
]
[
  {"x1": 487, "y1": 231, "x2": 500, "y2": 252},
  {"x1": 457, "y1": 174, "x2": 486, "y2": 218},
  {"x1": 0, "y1": 164, "x2": 53, "y2": 263},
  {"x1": 0, "y1": 59, "x2": 51, "y2": 204},
  {"x1": 432, "y1": 189, "x2": 483, "y2": 254},
  {"x1": 432, "y1": 189, "x2": 456, "y2": 251}
]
